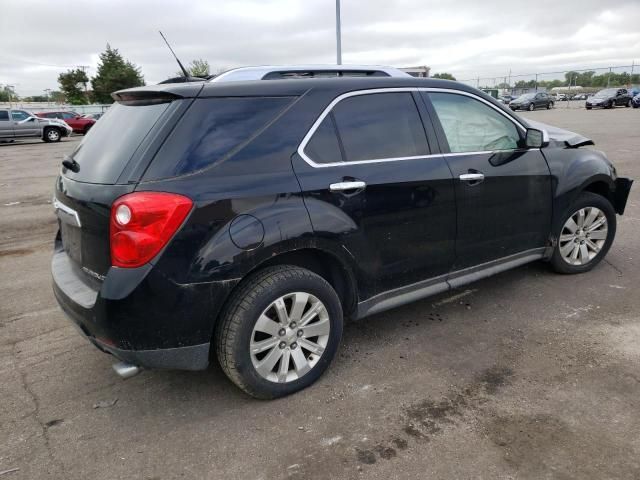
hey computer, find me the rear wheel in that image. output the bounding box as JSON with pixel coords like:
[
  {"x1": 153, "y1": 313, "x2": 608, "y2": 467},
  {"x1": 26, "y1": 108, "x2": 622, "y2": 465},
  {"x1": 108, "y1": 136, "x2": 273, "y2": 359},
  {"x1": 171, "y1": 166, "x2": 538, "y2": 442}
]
[
  {"x1": 547, "y1": 102, "x2": 553, "y2": 109},
  {"x1": 43, "y1": 127, "x2": 61, "y2": 143},
  {"x1": 550, "y1": 192, "x2": 616, "y2": 274},
  {"x1": 215, "y1": 266, "x2": 343, "y2": 399}
]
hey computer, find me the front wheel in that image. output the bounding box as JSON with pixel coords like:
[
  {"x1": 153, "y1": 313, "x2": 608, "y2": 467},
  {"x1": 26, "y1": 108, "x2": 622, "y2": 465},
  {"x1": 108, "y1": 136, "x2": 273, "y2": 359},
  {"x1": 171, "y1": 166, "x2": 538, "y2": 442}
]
[
  {"x1": 215, "y1": 266, "x2": 343, "y2": 399},
  {"x1": 547, "y1": 102, "x2": 553, "y2": 109},
  {"x1": 626, "y1": 99, "x2": 632, "y2": 108},
  {"x1": 43, "y1": 127, "x2": 61, "y2": 143},
  {"x1": 550, "y1": 192, "x2": 616, "y2": 274},
  {"x1": 528, "y1": 103, "x2": 535, "y2": 111}
]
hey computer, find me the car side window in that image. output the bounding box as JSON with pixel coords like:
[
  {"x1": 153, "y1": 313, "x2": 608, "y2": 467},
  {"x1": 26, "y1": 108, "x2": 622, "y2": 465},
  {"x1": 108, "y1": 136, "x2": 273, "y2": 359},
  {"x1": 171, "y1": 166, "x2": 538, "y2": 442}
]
[
  {"x1": 62, "y1": 112, "x2": 76, "y2": 119},
  {"x1": 0, "y1": 111, "x2": 9, "y2": 121},
  {"x1": 330, "y1": 92, "x2": 429, "y2": 162},
  {"x1": 428, "y1": 92, "x2": 521, "y2": 153},
  {"x1": 11, "y1": 111, "x2": 30, "y2": 121},
  {"x1": 305, "y1": 114, "x2": 343, "y2": 164}
]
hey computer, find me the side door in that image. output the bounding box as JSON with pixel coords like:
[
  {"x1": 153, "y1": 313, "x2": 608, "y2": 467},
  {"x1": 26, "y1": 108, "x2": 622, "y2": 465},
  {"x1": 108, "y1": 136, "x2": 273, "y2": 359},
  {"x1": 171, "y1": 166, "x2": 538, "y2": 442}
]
[
  {"x1": 292, "y1": 90, "x2": 456, "y2": 301},
  {"x1": 61, "y1": 112, "x2": 79, "y2": 130},
  {"x1": 422, "y1": 90, "x2": 552, "y2": 271},
  {"x1": 0, "y1": 110, "x2": 13, "y2": 138},
  {"x1": 534, "y1": 93, "x2": 544, "y2": 108},
  {"x1": 617, "y1": 89, "x2": 628, "y2": 106},
  {"x1": 11, "y1": 110, "x2": 39, "y2": 137}
]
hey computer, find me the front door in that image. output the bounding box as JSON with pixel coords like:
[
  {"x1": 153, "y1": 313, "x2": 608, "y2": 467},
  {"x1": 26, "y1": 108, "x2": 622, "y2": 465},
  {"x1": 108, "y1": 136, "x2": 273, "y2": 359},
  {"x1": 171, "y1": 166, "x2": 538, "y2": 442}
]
[
  {"x1": 292, "y1": 90, "x2": 456, "y2": 300},
  {"x1": 11, "y1": 110, "x2": 39, "y2": 137},
  {"x1": 422, "y1": 91, "x2": 552, "y2": 271}
]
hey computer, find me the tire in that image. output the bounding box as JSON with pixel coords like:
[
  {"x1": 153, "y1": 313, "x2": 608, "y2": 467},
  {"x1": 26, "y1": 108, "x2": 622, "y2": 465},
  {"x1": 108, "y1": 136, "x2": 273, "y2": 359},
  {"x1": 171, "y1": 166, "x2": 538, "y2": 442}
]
[
  {"x1": 43, "y1": 127, "x2": 61, "y2": 143},
  {"x1": 83, "y1": 124, "x2": 93, "y2": 135},
  {"x1": 586, "y1": 106, "x2": 592, "y2": 110},
  {"x1": 528, "y1": 103, "x2": 535, "y2": 111},
  {"x1": 626, "y1": 99, "x2": 632, "y2": 108},
  {"x1": 215, "y1": 265, "x2": 343, "y2": 399},
  {"x1": 550, "y1": 192, "x2": 616, "y2": 274},
  {"x1": 547, "y1": 102, "x2": 553, "y2": 109},
  {"x1": 607, "y1": 101, "x2": 613, "y2": 109}
]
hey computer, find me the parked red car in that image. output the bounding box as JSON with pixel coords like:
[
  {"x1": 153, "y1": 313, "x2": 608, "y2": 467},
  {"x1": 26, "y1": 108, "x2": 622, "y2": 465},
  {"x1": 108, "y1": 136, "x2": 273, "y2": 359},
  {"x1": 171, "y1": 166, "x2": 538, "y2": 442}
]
[{"x1": 35, "y1": 111, "x2": 95, "y2": 134}]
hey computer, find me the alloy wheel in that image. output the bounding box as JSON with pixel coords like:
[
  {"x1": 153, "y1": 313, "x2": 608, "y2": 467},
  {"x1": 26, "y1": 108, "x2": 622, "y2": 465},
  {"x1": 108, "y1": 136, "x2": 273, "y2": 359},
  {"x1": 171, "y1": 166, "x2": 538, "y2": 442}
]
[
  {"x1": 558, "y1": 207, "x2": 608, "y2": 266},
  {"x1": 250, "y1": 292, "x2": 330, "y2": 383},
  {"x1": 47, "y1": 129, "x2": 60, "y2": 141}
]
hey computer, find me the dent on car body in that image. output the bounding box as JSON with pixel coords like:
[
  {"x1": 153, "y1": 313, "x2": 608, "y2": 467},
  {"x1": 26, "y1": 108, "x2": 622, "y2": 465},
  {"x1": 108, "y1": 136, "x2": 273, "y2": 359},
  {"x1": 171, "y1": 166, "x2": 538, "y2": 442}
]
[{"x1": 527, "y1": 120, "x2": 594, "y2": 148}]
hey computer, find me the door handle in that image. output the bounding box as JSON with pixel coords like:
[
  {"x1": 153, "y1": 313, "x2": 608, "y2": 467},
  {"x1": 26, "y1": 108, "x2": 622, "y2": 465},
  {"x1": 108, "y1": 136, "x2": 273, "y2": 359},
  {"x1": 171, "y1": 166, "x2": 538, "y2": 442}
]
[
  {"x1": 459, "y1": 173, "x2": 484, "y2": 182},
  {"x1": 329, "y1": 180, "x2": 366, "y2": 192}
]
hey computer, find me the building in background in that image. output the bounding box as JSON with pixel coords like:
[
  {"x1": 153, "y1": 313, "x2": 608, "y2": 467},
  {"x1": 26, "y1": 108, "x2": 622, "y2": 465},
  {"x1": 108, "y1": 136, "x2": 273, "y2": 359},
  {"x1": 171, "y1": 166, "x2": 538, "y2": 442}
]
[{"x1": 400, "y1": 66, "x2": 431, "y2": 78}]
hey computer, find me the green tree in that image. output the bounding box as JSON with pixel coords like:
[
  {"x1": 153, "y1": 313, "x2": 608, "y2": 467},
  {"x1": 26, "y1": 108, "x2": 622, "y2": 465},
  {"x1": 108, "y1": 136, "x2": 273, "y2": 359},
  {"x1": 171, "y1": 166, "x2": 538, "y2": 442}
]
[
  {"x1": 91, "y1": 44, "x2": 144, "y2": 103},
  {"x1": 432, "y1": 72, "x2": 456, "y2": 81},
  {"x1": 177, "y1": 58, "x2": 211, "y2": 78},
  {"x1": 58, "y1": 68, "x2": 89, "y2": 104},
  {"x1": 0, "y1": 85, "x2": 17, "y2": 102}
]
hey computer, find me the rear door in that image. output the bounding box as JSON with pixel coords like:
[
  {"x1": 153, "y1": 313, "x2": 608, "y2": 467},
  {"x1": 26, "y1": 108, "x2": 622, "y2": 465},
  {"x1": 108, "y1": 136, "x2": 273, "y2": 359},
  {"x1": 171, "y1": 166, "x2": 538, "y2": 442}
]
[
  {"x1": 0, "y1": 110, "x2": 13, "y2": 138},
  {"x1": 292, "y1": 90, "x2": 456, "y2": 299},
  {"x1": 422, "y1": 90, "x2": 552, "y2": 270}
]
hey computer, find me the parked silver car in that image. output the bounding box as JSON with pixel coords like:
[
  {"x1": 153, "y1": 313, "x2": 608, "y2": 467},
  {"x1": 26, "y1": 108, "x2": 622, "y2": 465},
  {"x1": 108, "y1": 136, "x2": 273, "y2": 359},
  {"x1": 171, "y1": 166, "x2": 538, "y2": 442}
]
[{"x1": 0, "y1": 109, "x2": 73, "y2": 143}]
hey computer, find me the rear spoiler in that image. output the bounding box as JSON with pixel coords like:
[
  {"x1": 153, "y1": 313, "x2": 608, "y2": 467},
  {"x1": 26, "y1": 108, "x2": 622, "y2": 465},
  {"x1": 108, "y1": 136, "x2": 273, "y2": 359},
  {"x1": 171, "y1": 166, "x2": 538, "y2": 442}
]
[{"x1": 112, "y1": 83, "x2": 204, "y2": 105}]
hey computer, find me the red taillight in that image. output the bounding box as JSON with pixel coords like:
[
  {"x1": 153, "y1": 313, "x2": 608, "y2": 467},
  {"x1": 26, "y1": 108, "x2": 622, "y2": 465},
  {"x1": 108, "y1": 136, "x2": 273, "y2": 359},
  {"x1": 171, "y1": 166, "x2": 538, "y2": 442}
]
[{"x1": 110, "y1": 192, "x2": 193, "y2": 268}]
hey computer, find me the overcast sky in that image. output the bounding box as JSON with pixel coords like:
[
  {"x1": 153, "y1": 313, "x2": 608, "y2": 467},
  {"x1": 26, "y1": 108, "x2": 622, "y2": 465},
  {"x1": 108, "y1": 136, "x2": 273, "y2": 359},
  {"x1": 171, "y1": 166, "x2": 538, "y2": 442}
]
[{"x1": 1, "y1": 0, "x2": 639, "y2": 96}]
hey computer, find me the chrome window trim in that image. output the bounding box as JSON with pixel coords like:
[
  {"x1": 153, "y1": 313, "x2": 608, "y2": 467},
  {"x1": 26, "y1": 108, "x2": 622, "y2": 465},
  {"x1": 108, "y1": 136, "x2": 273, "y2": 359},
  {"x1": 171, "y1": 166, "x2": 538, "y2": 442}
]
[{"x1": 297, "y1": 87, "x2": 527, "y2": 168}]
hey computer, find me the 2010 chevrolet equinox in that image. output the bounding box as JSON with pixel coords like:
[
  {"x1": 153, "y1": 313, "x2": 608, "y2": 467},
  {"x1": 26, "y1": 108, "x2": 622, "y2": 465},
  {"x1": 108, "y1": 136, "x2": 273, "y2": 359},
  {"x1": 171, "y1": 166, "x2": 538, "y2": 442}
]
[{"x1": 52, "y1": 75, "x2": 632, "y2": 398}]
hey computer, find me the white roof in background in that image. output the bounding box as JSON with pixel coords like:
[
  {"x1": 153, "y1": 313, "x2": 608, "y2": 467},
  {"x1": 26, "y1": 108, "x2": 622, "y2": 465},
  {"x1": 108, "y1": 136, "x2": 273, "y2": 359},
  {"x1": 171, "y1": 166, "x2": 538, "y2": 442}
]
[{"x1": 209, "y1": 64, "x2": 411, "y2": 82}]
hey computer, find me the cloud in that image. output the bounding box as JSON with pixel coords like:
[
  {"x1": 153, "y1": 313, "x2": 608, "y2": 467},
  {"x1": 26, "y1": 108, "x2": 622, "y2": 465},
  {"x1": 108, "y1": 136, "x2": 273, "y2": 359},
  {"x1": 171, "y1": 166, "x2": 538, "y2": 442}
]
[{"x1": 1, "y1": 0, "x2": 639, "y2": 96}]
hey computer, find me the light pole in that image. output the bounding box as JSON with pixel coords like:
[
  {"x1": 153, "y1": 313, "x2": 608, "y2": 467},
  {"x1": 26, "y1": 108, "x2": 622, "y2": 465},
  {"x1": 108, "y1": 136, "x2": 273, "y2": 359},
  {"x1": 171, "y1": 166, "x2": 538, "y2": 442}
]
[
  {"x1": 44, "y1": 88, "x2": 51, "y2": 104},
  {"x1": 336, "y1": 0, "x2": 342, "y2": 65}
]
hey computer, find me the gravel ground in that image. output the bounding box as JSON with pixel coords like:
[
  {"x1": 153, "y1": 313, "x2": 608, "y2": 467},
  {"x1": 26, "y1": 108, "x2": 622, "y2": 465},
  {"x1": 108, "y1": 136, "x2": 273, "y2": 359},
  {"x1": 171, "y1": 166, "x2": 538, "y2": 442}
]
[{"x1": 1, "y1": 105, "x2": 639, "y2": 479}]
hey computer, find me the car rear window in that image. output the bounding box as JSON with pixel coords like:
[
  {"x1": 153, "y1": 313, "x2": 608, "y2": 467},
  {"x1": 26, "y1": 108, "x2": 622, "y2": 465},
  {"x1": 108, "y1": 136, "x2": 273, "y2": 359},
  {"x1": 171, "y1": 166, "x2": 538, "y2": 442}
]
[
  {"x1": 66, "y1": 101, "x2": 172, "y2": 184},
  {"x1": 143, "y1": 96, "x2": 293, "y2": 180}
]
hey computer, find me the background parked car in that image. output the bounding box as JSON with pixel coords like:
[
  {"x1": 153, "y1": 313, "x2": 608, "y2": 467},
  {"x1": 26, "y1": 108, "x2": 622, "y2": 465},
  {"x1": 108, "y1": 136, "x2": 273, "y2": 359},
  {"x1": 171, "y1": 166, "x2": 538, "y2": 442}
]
[
  {"x1": 83, "y1": 112, "x2": 104, "y2": 121},
  {"x1": 0, "y1": 109, "x2": 72, "y2": 142},
  {"x1": 631, "y1": 93, "x2": 640, "y2": 109},
  {"x1": 36, "y1": 111, "x2": 96, "y2": 134},
  {"x1": 585, "y1": 88, "x2": 633, "y2": 109},
  {"x1": 510, "y1": 92, "x2": 554, "y2": 111}
]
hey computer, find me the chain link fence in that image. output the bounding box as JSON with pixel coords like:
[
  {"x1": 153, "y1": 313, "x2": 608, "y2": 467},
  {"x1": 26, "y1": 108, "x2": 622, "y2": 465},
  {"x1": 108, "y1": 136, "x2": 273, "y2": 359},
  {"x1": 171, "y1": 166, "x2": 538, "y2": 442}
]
[{"x1": 458, "y1": 64, "x2": 639, "y2": 103}]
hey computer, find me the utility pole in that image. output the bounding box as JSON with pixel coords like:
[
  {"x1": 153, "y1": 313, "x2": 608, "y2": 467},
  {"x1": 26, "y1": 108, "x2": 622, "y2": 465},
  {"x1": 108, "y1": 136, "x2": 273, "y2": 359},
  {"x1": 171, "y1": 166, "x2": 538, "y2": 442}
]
[
  {"x1": 335, "y1": 0, "x2": 342, "y2": 65},
  {"x1": 44, "y1": 88, "x2": 51, "y2": 104}
]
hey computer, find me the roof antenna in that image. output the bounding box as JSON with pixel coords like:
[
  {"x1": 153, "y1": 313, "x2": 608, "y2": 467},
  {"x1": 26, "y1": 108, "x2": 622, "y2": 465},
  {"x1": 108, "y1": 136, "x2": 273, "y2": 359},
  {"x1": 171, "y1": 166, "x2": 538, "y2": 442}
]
[{"x1": 159, "y1": 30, "x2": 189, "y2": 78}]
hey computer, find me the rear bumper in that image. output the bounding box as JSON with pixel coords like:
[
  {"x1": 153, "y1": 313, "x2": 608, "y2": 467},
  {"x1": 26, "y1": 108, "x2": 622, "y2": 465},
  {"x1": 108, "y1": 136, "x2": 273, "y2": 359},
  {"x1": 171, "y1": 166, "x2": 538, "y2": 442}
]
[{"x1": 52, "y1": 247, "x2": 238, "y2": 371}]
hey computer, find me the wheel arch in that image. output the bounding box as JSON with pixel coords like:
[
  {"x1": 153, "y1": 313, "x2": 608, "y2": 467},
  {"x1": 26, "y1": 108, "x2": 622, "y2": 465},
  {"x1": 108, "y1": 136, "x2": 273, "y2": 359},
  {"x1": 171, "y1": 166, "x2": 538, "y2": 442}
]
[{"x1": 246, "y1": 247, "x2": 358, "y2": 320}]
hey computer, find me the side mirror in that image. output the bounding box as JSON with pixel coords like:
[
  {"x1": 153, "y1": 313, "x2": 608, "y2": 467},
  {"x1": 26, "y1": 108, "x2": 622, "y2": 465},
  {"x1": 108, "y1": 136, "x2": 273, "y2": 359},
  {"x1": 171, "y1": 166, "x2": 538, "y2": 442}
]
[{"x1": 525, "y1": 128, "x2": 549, "y2": 148}]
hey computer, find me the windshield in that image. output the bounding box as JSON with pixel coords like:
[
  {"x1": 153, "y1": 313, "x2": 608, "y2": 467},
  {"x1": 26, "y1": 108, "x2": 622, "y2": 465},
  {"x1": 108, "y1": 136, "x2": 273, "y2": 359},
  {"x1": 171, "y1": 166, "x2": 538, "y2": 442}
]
[{"x1": 595, "y1": 89, "x2": 615, "y2": 98}]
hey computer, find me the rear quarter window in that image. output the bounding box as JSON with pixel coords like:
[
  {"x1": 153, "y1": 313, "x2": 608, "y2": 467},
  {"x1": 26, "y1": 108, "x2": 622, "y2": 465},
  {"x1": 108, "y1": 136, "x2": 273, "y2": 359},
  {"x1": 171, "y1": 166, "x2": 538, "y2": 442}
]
[{"x1": 144, "y1": 96, "x2": 294, "y2": 180}]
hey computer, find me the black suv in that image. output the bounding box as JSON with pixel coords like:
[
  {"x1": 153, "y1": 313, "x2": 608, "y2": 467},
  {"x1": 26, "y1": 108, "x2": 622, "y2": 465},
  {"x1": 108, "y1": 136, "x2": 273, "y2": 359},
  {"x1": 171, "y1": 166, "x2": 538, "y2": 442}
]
[
  {"x1": 509, "y1": 92, "x2": 554, "y2": 111},
  {"x1": 52, "y1": 77, "x2": 632, "y2": 398},
  {"x1": 586, "y1": 88, "x2": 633, "y2": 109}
]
